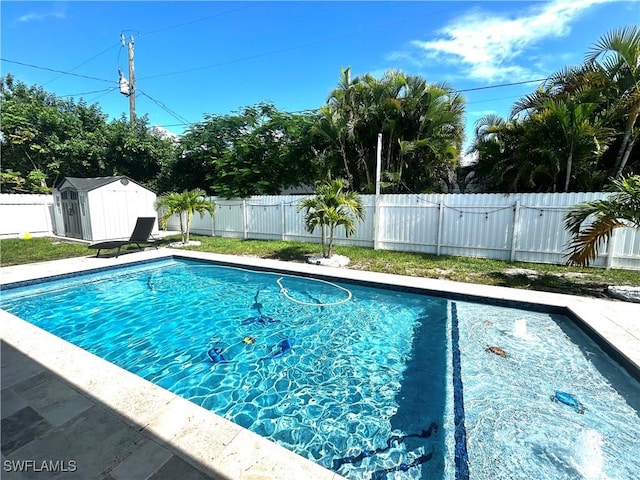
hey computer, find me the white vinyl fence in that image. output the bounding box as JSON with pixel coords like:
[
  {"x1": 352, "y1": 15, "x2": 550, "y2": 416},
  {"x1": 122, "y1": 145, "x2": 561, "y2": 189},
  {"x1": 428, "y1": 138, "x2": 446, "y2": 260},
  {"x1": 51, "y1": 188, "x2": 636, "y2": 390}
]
[
  {"x1": 165, "y1": 192, "x2": 640, "y2": 270},
  {"x1": 2, "y1": 192, "x2": 639, "y2": 270},
  {"x1": 0, "y1": 194, "x2": 55, "y2": 237}
]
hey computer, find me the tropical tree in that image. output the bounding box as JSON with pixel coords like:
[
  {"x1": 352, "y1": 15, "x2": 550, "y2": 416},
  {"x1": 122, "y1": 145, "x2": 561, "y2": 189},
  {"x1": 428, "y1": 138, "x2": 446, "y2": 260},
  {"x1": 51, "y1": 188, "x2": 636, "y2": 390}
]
[
  {"x1": 507, "y1": 66, "x2": 614, "y2": 192},
  {"x1": 0, "y1": 74, "x2": 95, "y2": 191},
  {"x1": 466, "y1": 114, "x2": 543, "y2": 192},
  {"x1": 155, "y1": 189, "x2": 216, "y2": 244},
  {"x1": 0, "y1": 74, "x2": 177, "y2": 193},
  {"x1": 469, "y1": 26, "x2": 639, "y2": 193},
  {"x1": 585, "y1": 26, "x2": 640, "y2": 177},
  {"x1": 317, "y1": 68, "x2": 465, "y2": 193},
  {"x1": 541, "y1": 98, "x2": 612, "y2": 192},
  {"x1": 176, "y1": 103, "x2": 319, "y2": 197},
  {"x1": 297, "y1": 179, "x2": 365, "y2": 258},
  {"x1": 105, "y1": 115, "x2": 177, "y2": 192},
  {"x1": 564, "y1": 175, "x2": 640, "y2": 266}
]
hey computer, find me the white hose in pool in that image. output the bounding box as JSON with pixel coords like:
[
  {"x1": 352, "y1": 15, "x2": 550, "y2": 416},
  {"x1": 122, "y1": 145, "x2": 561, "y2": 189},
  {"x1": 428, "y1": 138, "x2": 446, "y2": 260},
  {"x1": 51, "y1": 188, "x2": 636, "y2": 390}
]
[{"x1": 276, "y1": 277, "x2": 352, "y2": 306}]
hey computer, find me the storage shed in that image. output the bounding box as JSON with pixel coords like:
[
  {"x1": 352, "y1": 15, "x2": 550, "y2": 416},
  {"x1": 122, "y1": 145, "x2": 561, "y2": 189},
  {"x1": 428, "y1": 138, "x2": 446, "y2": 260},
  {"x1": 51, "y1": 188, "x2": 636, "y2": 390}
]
[{"x1": 52, "y1": 176, "x2": 158, "y2": 241}]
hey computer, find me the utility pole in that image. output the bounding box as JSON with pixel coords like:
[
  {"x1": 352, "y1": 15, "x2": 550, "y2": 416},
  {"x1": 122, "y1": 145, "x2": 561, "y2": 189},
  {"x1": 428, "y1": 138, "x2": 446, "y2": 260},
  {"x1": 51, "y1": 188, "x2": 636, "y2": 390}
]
[
  {"x1": 118, "y1": 34, "x2": 136, "y2": 125},
  {"x1": 127, "y1": 35, "x2": 135, "y2": 125}
]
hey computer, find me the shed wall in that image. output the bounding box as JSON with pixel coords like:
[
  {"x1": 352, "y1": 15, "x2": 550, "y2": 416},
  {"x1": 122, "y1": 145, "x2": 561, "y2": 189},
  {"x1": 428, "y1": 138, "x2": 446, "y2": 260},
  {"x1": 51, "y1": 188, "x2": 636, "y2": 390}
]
[
  {"x1": 87, "y1": 182, "x2": 158, "y2": 241},
  {"x1": 52, "y1": 192, "x2": 64, "y2": 237}
]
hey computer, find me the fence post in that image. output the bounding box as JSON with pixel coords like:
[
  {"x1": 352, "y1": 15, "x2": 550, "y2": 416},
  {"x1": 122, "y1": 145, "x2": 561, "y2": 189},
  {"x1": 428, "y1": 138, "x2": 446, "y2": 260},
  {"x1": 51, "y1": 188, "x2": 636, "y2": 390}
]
[
  {"x1": 606, "y1": 229, "x2": 617, "y2": 269},
  {"x1": 510, "y1": 200, "x2": 520, "y2": 262},
  {"x1": 374, "y1": 196, "x2": 381, "y2": 250},
  {"x1": 436, "y1": 200, "x2": 444, "y2": 256},
  {"x1": 212, "y1": 211, "x2": 216, "y2": 237},
  {"x1": 211, "y1": 207, "x2": 215, "y2": 238},
  {"x1": 242, "y1": 200, "x2": 248, "y2": 239},
  {"x1": 281, "y1": 200, "x2": 285, "y2": 241}
]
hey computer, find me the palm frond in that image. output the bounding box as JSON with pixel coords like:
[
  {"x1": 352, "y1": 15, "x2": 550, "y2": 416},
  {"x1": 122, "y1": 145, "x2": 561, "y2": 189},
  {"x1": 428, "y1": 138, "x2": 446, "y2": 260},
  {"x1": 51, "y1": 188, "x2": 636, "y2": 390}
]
[
  {"x1": 564, "y1": 175, "x2": 640, "y2": 265},
  {"x1": 566, "y1": 217, "x2": 624, "y2": 266}
]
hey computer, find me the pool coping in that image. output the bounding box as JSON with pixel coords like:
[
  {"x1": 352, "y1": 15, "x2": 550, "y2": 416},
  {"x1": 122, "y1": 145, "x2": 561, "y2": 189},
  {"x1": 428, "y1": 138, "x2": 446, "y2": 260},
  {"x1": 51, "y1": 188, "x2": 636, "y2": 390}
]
[{"x1": 2, "y1": 248, "x2": 640, "y2": 479}]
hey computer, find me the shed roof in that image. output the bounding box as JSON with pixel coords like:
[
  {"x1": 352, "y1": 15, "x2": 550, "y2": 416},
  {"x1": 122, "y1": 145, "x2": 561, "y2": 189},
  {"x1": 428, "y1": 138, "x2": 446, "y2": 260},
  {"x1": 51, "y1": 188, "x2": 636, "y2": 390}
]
[{"x1": 56, "y1": 176, "x2": 145, "y2": 192}]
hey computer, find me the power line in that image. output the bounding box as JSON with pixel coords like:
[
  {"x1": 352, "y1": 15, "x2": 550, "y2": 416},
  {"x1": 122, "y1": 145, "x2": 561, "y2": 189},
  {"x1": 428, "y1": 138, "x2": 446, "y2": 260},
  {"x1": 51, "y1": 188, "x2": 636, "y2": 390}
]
[
  {"x1": 42, "y1": 43, "x2": 120, "y2": 87},
  {"x1": 457, "y1": 78, "x2": 548, "y2": 93},
  {"x1": 151, "y1": 90, "x2": 534, "y2": 128},
  {"x1": 1, "y1": 58, "x2": 115, "y2": 84},
  {"x1": 86, "y1": 88, "x2": 117, "y2": 103},
  {"x1": 138, "y1": 2, "x2": 478, "y2": 81},
  {"x1": 466, "y1": 94, "x2": 526, "y2": 105},
  {"x1": 140, "y1": 47, "x2": 304, "y2": 80},
  {"x1": 140, "y1": 2, "x2": 262, "y2": 36},
  {"x1": 137, "y1": 90, "x2": 192, "y2": 125},
  {"x1": 0, "y1": 55, "x2": 552, "y2": 100},
  {"x1": 58, "y1": 87, "x2": 117, "y2": 98}
]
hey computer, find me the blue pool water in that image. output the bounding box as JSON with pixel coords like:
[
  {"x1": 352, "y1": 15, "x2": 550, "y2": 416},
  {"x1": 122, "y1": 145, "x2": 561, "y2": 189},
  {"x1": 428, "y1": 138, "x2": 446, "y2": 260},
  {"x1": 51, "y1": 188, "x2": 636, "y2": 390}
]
[{"x1": 2, "y1": 258, "x2": 639, "y2": 480}]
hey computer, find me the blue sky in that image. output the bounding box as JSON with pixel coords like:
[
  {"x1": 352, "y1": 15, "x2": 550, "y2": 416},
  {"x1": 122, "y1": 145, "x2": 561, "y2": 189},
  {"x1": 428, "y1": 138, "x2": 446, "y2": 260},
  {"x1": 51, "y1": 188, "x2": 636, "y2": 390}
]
[{"x1": 2, "y1": 1, "x2": 638, "y2": 151}]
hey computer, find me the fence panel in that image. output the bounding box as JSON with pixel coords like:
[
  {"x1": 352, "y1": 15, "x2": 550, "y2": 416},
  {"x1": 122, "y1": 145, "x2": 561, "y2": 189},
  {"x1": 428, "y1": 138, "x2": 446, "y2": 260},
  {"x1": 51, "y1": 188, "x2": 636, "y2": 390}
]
[
  {"x1": 611, "y1": 227, "x2": 640, "y2": 270},
  {"x1": 377, "y1": 196, "x2": 440, "y2": 253},
  {"x1": 246, "y1": 196, "x2": 292, "y2": 240},
  {"x1": 0, "y1": 194, "x2": 54, "y2": 236},
  {"x1": 515, "y1": 192, "x2": 608, "y2": 266}
]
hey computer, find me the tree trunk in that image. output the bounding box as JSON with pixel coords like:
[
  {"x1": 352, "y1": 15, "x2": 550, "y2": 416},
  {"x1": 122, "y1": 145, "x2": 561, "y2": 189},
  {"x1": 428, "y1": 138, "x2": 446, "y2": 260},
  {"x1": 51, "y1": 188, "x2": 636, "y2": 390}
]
[
  {"x1": 564, "y1": 147, "x2": 574, "y2": 193},
  {"x1": 564, "y1": 154, "x2": 573, "y2": 192},
  {"x1": 616, "y1": 135, "x2": 638, "y2": 178},
  {"x1": 340, "y1": 142, "x2": 352, "y2": 186},
  {"x1": 328, "y1": 225, "x2": 335, "y2": 258},
  {"x1": 179, "y1": 213, "x2": 185, "y2": 243},
  {"x1": 185, "y1": 213, "x2": 191, "y2": 243},
  {"x1": 614, "y1": 102, "x2": 640, "y2": 177}
]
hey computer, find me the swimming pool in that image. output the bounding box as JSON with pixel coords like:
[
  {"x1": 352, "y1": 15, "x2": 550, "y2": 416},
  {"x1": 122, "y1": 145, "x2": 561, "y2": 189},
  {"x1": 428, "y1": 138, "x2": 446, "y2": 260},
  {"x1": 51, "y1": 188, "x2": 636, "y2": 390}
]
[{"x1": 1, "y1": 256, "x2": 639, "y2": 480}]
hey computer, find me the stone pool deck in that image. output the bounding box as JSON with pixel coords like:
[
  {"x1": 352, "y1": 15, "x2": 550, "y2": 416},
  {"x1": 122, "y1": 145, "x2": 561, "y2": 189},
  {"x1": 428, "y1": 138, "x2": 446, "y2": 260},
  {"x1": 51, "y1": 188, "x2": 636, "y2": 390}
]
[{"x1": 1, "y1": 248, "x2": 639, "y2": 480}]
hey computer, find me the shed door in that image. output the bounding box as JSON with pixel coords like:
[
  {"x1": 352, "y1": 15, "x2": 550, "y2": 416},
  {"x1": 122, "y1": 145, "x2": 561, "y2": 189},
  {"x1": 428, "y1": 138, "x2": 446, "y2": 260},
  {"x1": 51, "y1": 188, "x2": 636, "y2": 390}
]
[{"x1": 61, "y1": 190, "x2": 83, "y2": 238}]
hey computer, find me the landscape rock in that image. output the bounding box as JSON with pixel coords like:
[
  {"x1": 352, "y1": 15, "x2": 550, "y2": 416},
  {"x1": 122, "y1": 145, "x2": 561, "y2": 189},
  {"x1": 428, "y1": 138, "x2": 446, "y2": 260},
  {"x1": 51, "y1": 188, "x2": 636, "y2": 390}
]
[
  {"x1": 607, "y1": 286, "x2": 640, "y2": 303},
  {"x1": 503, "y1": 268, "x2": 540, "y2": 280},
  {"x1": 434, "y1": 268, "x2": 452, "y2": 278},
  {"x1": 550, "y1": 272, "x2": 589, "y2": 279},
  {"x1": 168, "y1": 240, "x2": 201, "y2": 248},
  {"x1": 307, "y1": 254, "x2": 350, "y2": 268}
]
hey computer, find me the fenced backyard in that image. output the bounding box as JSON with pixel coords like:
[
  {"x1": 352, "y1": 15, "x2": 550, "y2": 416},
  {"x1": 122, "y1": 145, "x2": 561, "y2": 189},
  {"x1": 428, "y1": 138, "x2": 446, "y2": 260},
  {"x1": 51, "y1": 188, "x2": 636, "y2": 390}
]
[{"x1": 2, "y1": 192, "x2": 639, "y2": 270}]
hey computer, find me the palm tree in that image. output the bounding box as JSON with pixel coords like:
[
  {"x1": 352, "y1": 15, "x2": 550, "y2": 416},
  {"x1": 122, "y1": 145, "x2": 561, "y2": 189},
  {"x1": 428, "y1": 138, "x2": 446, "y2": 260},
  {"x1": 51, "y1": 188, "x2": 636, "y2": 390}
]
[
  {"x1": 319, "y1": 68, "x2": 465, "y2": 193},
  {"x1": 297, "y1": 179, "x2": 365, "y2": 258},
  {"x1": 509, "y1": 66, "x2": 613, "y2": 192},
  {"x1": 564, "y1": 175, "x2": 640, "y2": 266},
  {"x1": 542, "y1": 98, "x2": 612, "y2": 192},
  {"x1": 155, "y1": 189, "x2": 216, "y2": 244},
  {"x1": 468, "y1": 114, "x2": 540, "y2": 192},
  {"x1": 586, "y1": 26, "x2": 640, "y2": 177}
]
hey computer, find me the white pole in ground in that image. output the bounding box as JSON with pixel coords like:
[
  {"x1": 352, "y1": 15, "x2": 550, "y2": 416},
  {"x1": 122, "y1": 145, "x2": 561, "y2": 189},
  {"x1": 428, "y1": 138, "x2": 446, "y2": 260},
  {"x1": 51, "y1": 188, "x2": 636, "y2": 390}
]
[
  {"x1": 374, "y1": 133, "x2": 382, "y2": 249},
  {"x1": 375, "y1": 133, "x2": 382, "y2": 197}
]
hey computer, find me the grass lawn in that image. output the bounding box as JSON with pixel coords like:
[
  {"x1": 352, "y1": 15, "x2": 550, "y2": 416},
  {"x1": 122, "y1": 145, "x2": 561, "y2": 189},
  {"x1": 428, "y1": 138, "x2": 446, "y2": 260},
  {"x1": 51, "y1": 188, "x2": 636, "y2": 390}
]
[
  {"x1": 0, "y1": 237, "x2": 90, "y2": 266},
  {"x1": 2, "y1": 235, "x2": 639, "y2": 298}
]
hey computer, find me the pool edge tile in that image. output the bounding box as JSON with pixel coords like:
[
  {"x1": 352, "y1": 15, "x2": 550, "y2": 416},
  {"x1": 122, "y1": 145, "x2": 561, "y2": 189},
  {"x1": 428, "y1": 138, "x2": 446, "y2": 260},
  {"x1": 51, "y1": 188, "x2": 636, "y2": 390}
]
[{"x1": 213, "y1": 428, "x2": 336, "y2": 480}]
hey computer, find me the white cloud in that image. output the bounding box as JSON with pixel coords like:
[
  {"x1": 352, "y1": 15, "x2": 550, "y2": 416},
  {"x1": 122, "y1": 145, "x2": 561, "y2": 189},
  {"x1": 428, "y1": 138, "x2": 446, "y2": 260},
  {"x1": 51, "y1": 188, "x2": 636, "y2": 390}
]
[
  {"x1": 403, "y1": 0, "x2": 613, "y2": 82},
  {"x1": 18, "y1": 10, "x2": 66, "y2": 23}
]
